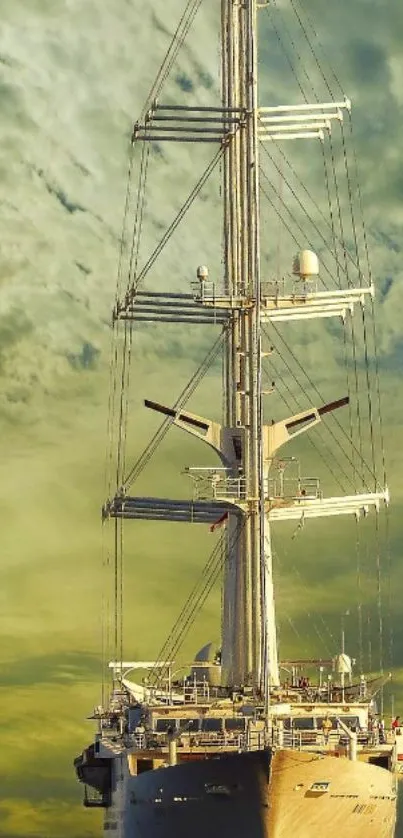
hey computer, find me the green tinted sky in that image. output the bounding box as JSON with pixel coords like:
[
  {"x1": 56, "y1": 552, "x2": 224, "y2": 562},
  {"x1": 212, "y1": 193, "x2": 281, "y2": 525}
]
[{"x1": 0, "y1": 0, "x2": 402, "y2": 835}]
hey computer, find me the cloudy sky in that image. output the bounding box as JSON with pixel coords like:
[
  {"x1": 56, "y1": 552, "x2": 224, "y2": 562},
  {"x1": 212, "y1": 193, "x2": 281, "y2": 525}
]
[{"x1": 0, "y1": 1, "x2": 402, "y2": 835}]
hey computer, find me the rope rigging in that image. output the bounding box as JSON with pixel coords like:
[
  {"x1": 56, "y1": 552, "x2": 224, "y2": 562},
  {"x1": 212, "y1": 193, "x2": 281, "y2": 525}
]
[
  {"x1": 98, "y1": 0, "x2": 393, "y2": 695},
  {"x1": 149, "y1": 531, "x2": 227, "y2": 690},
  {"x1": 121, "y1": 327, "x2": 226, "y2": 492}
]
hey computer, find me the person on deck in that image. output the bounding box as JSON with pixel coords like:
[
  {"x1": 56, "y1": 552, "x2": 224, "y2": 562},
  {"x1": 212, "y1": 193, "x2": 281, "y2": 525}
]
[{"x1": 322, "y1": 716, "x2": 332, "y2": 743}]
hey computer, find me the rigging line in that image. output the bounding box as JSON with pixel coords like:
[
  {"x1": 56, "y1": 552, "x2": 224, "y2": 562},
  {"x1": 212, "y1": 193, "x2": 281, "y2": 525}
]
[
  {"x1": 367, "y1": 610, "x2": 372, "y2": 674},
  {"x1": 125, "y1": 139, "x2": 151, "y2": 297},
  {"x1": 340, "y1": 123, "x2": 363, "y2": 282},
  {"x1": 355, "y1": 517, "x2": 364, "y2": 674},
  {"x1": 340, "y1": 124, "x2": 377, "y2": 488},
  {"x1": 260, "y1": 131, "x2": 362, "y2": 275},
  {"x1": 138, "y1": 0, "x2": 204, "y2": 123},
  {"x1": 322, "y1": 132, "x2": 360, "y2": 486},
  {"x1": 327, "y1": 131, "x2": 349, "y2": 283},
  {"x1": 264, "y1": 323, "x2": 378, "y2": 488},
  {"x1": 117, "y1": 145, "x2": 136, "y2": 304},
  {"x1": 158, "y1": 517, "x2": 249, "y2": 686},
  {"x1": 119, "y1": 516, "x2": 124, "y2": 669},
  {"x1": 359, "y1": 295, "x2": 377, "y2": 489},
  {"x1": 259, "y1": 168, "x2": 336, "y2": 289},
  {"x1": 339, "y1": 126, "x2": 377, "y2": 489},
  {"x1": 346, "y1": 114, "x2": 387, "y2": 489},
  {"x1": 259, "y1": 137, "x2": 359, "y2": 280},
  {"x1": 150, "y1": 533, "x2": 226, "y2": 688},
  {"x1": 263, "y1": 362, "x2": 350, "y2": 491},
  {"x1": 129, "y1": 144, "x2": 226, "y2": 295},
  {"x1": 293, "y1": 0, "x2": 345, "y2": 98},
  {"x1": 288, "y1": 0, "x2": 333, "y2": 100},
  {"x1": 115, "y1": 319, "x2": 130, "y2": 491},
  {"x1": 105, "y1": 148, "x2": 136, "y2": 500},
  {"x1": 320, "y1": 139, "x2": 341, "y2": 287},
  {"x1": 324, "y1": 134, "x2": 360, "y2": 486},
  {"x1": 283, "y1": 614, "x2": 310, "y2": 656},
  {"x1": 342, "y1": 322, "x2": 362, "y2": 488},
  {"x1": 152, "y1": 521, "x2": 242, "y2": 691},
  {"x1": 384, "y1": 506, "x2": 394, "y2": 671},
  {"x1": 374, "y1": 510, "x2": 384, "y2": 675},
  {"x1": 121, "y1": 316, "x2": 135, "y2": 489},
  {"x1": 113, "y1": 517, "x2": 119, "y2": 672},
  {"x1": 273, "y1": 541, "x2": 337, "y2": 650},
  {"x1": 264, "y1": 4, "x2": 308, "y2": 103},
  {"x1": 152, "y1": 516, "x2": 249, "y2": 690},
  {"x1": 268, "y1": 0, "x2": 319, "y2": 103},
  {"x1": 105, "y1": 321, "x2": 119, "y2": 506},
  {"x1": 270, "y1": 545, "x2": 333, "y2": 657},
  {"x1": 122, "y1": 329, "x2": 225, "y2": 490},
  {"x1": 262, "y1": 323, "x2": 361, "y2": 484},
  {"x1": 260, "y1": 177, "x2": 304, "y2": 250}
]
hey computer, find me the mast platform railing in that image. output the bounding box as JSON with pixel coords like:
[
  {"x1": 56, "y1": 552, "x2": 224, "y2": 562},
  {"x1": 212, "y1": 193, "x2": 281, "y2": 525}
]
[
  {"x1": 185, "y1": 467, "x2": 247, "y2": 502},
  {"x1": 266, "y1": 475, "x2": 321, "y2": 502}
]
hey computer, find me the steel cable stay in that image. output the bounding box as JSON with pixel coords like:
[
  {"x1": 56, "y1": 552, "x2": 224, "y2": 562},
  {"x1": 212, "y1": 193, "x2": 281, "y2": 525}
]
[
  {"x1": 259, "y1": 167, "x2": 338, "y2": 290},
  {"x1": 116, "y1": 145, "x2": 136, "y2": 307},
  {"x1": 282, "y1": 614, "x2": 310, "y2": 658},
  {"x1": 138, "y1": 0, "x2": 205, "y2": 124},
  {"x1": 373, "y1": 511, "x2": 385, "y2": 714},
  {"x1": 355, "y1": 517, "x2": 364, "y2": 674},
  {"x1": 102, "y1": 136, "x2": 135, "y2": 696},
  {"x1": 262, "y1": 360, "x2": 351, "y2": 493},
  {"x1": 338, "y1": 124, "x2": 380, "y2": 492},
  {"x1": 265, "y1": 335, "x2": 363, "y2": 492},
  {"x1": 267, "y1": 0, "x2": 320, "y2": 105},
  {"x1": 121, "y1": 328, "x2": 225, "y2": 492},
  {"x1": 292, "y1": 0, "x2": 346, "y2": 100},
  {"x1": 320, "y1": 133, "x2": 363, "y2": 487},
  {"x1": 262, "y1": 324, "x2": 380, "y2": 490},
  {"x1": 287, "y1": 0, "x2": 334, "y2": 101},
  {"x1": 340, "y1": 123, "x2": 363, "y2": 284},
  {"x1": 120, "y1": 515, "x2": 124, "y2": 670},
  {"x1": 149, "y1": 532, "x2": 227, "y2": 690},
  {"x1": 156, "y1": 519, "x2": 248, "y2": 689},
  {"x1": 341, "y1": 322, "x2": 363, "y2": 489},
  {"x1": 124, "y1": 144, "x2": 226, "y2": 301},
  {"x1": 260, "y1": 129, "x2": 365, "y2": 279},
  {"x1": 271, "y1": 545, "x2": 334, "y2": 659},
  {"x1": 119, "y1": 141, "x2": 150, "y2": 489},
  {"x1": 125, "y1": 138, "x2": 151, "y2": 298},
  {"x1": 105, "y1": 143, "x2": 137, "y2": 503},
  {"x1": 150, "y1": 519, "x2": 249, "y2": 691},
  {"x1": 346, "y1": 112, "x2": 388, "y2": 492},
  {"x1": 384, "y1": 507, "x2": 394, "y2": 672},
  {"x1": 320, "y1": 140, "x2": 342, "y2": 288},
  {"x1": 115, "y1": 320, "x2": 131, "y2": 491},
  {"x1": 259, "y1": 137, "x2": 362, "y2": 280},
  {"x1": 264, "y1": 2, "x2": 309, "y2": 104}
]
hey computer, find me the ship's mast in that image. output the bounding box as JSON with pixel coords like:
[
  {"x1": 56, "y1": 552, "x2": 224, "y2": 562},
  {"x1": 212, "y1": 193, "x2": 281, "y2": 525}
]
[
  {"x1": 220, "y1": 0, "x2": 278, "y2": 694},
  {"x1": 109, "y1": 0, "x2": 388, "y2": 709}
]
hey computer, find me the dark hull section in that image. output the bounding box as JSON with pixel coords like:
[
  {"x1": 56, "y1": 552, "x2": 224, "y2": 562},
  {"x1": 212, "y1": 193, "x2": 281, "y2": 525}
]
[{"x1": 113, "y1": 749, "x2": 272, "y2": 837}]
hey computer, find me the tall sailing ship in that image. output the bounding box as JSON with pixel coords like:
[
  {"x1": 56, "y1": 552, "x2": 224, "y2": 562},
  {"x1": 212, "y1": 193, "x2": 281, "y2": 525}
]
[{"x1": 74, "y1": 0, "x2": 400, "y2": 834}]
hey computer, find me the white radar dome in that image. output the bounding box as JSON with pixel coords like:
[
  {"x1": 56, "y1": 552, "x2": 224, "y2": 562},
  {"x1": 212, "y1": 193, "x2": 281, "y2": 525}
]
[
  {"x1": 332, "y1": 653, "x2": 352, "y2": 675},
  {"x1": 197, "y1": 265, "x2": 209, "y2": 280},
  {"x1": 292, "y1": 250, "x2": 319, "y2": 279}
]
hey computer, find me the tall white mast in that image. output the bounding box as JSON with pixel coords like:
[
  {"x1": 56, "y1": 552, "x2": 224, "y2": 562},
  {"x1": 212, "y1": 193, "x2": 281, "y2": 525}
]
[
  {"x1": 110, "y1": 0, "x2": 388, "y2": 708},
  {"x1": 220, "y1": 0, "x2": 278, "y2": 694}
]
